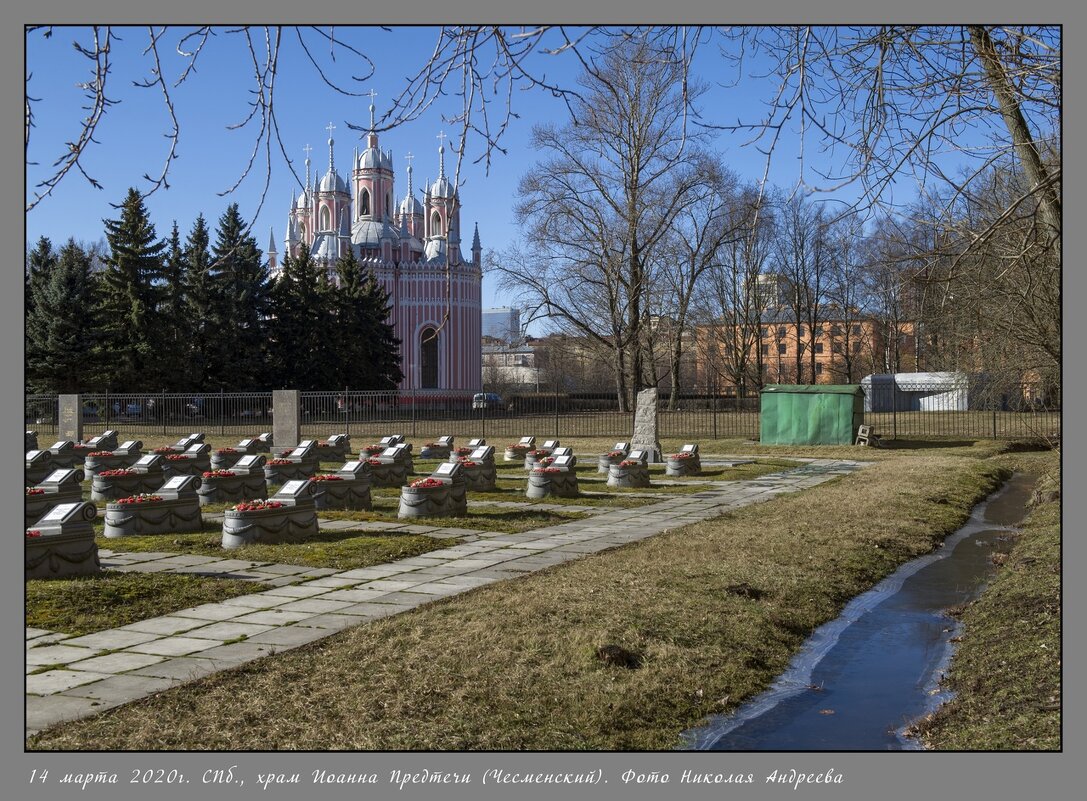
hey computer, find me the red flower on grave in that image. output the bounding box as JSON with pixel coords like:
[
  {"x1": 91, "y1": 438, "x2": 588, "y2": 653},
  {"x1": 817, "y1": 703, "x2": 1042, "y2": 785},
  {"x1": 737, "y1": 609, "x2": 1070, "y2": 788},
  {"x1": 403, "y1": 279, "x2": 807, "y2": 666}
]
[
  {"x1": 203, "y1": 470, "x2": 237, "y2": 478},
  {"x1": 528, "y1": 449, "x2": 552, "y2": 457},
  {"x1": 619, "y1": 460, "x2": 640, "y2": 467},
  {"x1": 279, "y1": 449, "x2": 293, "y2": 457},
  {"x1": 537, "y1": 457, "x2": 555, "y2": 466},
  {"x1": 533, "y1": 466, "x2": 562, "y2": 474},
  {"x1": 153, "y1": 447, "x2": 174, "y2": 454},
  {"x1": 267, "y1": 459, "x2": 292, "y2": 466},
  {"x1": 454, "y1": 447, "x2": 473, "y2": 456},
  {"x1": 231, "y1": 500, "x2": 284, "y2": 512},
  {"x1": 216, "y1": 448, "x2": 238, "y2": 455},
  {"x1": 312, "y1": 474, "x2": 344, "y2": 481},
  {"x1": 366, "y1": 458, "x2": 382, "y2": 466},
  {"x1": 26, "y1": 530, "x2": 42, "y2": 538},
  {"x1": 116, "y1": 494, "x2": 164, "y2": 504},
  {"x1": 166, "y1": 454, "x2": 189, "y2": 461},
  {"x1": 671, "y1": 452, "x2": 695, "y2": 459},
  {"x1": 99, "y1": 468, "x2": 136, "y2": 477},
  {"x1": 457, "y1": 460, "x2": 477, "y2": 467},
  {"x1": 87, "y1": 450, "x2": 115, "y2": 457},
  {"x1": 607, "y1": 450, "x2": 625, "y2": 458},
  {"x1": 410, "y1": 477, "x2": 443, "y2": 489},
  {"x1": 26, "y1": 488, "x2": 46, "y2": 495}
]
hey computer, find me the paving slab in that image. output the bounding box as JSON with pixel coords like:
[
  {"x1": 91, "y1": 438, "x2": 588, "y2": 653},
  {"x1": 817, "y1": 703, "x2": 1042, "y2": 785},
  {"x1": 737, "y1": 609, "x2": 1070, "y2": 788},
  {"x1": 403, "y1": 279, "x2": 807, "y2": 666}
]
[
  {"x1": 128, "y1": 656, "x2": 232, "y2": 681},
  {"x1": 243, "y1": 626, "x2": 334, "y2": 647},
  {"x1": 60, "y1": 674, "x2": 181, "y2": 703},
  {"x1": 26, "y1": 643, "x2": 104, "y2": 666},
  {"x1": 184, "y1": 621, "x2": 278, "y2": 641},
  {"x1": 117, "y1": 616, "x2": 215, "y2": 636},
  {"x1": 125, "y1": 637, "x2": 223, "y2": 657},
  {"x1": 27, "y1": 669, "x2": 115, "y2": 695},
  {"x1": 67, "y1": 651, "x2": 168, "y2": 674},
  {"x1": 63, "y1": 630, "x2": 163, "y2": 650}
]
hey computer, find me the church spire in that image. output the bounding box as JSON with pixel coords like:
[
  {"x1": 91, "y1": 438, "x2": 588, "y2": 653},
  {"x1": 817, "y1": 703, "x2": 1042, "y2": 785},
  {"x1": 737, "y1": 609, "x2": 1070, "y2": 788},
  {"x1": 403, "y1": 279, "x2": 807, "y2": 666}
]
[
  {"x1": 268, "y1": 227, "x2": 277, "y2": 255},
  {"x1": 303, "y1": 143, "x2": 312, "y2": 191},
  {"x1": 325, "y1": 121, "x2": 336, "y2": 176},
  {"x1": 436, "y1": 130, "x2": 447, "y2": 179}
]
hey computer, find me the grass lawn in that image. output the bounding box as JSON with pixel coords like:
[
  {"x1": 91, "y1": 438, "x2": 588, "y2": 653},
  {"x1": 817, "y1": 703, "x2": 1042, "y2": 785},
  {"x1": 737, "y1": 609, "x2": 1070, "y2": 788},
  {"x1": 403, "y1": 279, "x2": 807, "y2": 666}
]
[
  {"x1": 28, "y1": 442, "x2": 1020, "y2": 750},
  {"x1": 92, "y1": 500, "x2": 590, "y2": 571},
  {"x1": 26, "y1": 572, "x2": 266, "y2": 638},
  {"x1": 914, "y1": 449, "x2": 1060, "y2": 750}
]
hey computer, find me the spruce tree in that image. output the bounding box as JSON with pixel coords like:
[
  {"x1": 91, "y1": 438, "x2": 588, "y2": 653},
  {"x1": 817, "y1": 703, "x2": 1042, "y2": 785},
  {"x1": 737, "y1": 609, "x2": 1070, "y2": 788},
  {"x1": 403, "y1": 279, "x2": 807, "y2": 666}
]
[
  {"x1": 331, "y1": 250, "x2": 402, "y2": 389},
  {"x1": 26, "y1": 236, "x2": 56, "y2": 320},
  {"x1": 212, "y1": 204, "x2": 271, "y2": 389},
  {"x1": 160, "y1": 221, "x2": 192, "y2": 389},
  {"x1": 97, "y1": 188, "x2": 167, "y2": 391},
  {"x1": 182, "y1": 214, "x2": 222, "y2": 390},
  {"x1": 268, "y1": 248, "x2": 331, "y2": 390},
  {"x1": 25, "y1": 240, "x2": 99, "y2": 393}
]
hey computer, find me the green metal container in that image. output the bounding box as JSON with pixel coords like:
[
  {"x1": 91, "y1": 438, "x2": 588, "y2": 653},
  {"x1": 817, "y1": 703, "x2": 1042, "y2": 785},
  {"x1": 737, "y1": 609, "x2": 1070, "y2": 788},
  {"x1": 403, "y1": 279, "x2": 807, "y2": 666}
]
[{"x1": 759, "y1": 384, "x2": 864, "y2": 445}]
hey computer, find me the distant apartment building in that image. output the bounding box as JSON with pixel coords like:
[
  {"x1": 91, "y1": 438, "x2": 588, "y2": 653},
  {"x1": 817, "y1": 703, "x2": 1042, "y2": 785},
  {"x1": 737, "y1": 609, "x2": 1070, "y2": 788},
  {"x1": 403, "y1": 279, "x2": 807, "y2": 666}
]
[
  {"x1": 695, "y1": 310, "x2": 917, "y2": 388},
  {"x1": 482, "y1": 307, "x2": 521, "y2": 343}
]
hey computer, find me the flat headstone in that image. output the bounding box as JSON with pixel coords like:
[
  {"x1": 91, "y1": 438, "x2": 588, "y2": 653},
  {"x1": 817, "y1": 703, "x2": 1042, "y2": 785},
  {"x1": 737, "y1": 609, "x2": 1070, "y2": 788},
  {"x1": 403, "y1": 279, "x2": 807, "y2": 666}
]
[{"x1": 467, "y1": 438, "x2": 486, "y2": 448}]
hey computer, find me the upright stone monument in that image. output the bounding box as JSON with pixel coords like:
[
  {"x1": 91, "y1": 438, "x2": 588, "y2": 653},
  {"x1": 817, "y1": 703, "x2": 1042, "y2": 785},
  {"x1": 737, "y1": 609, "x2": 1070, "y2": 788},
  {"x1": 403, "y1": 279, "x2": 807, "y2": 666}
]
[
  {"x1": 631, "y1": 388, "x2": 663, "y2": 462},
  {"x1": 58, "y1": 394, "x2": 82, "y2": 445},
  {"x1": 273, "y1": 389, "x2": 301, "y2": 450}
]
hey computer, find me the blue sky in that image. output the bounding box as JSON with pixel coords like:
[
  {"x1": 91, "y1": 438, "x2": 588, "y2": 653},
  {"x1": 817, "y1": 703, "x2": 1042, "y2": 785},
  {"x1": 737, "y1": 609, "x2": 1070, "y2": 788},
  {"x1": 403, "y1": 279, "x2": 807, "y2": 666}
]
[{"x1": 26, "y1": 26, "x2": 1019, "y2": 320}]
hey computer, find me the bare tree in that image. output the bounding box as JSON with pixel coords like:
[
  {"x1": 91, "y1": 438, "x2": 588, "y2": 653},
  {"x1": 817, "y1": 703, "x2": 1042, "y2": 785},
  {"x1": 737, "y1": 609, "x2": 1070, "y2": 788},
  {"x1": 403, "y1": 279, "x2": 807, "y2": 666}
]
[
  {"x1": 492, "y1": 36, "x2": 711, "y2": 410},
  {"x1": 692, "y1": 185, "x2": 775, "y2": 394},
  {"x1": 650, "y1": 159, "x2": 743, "y2": 407}
]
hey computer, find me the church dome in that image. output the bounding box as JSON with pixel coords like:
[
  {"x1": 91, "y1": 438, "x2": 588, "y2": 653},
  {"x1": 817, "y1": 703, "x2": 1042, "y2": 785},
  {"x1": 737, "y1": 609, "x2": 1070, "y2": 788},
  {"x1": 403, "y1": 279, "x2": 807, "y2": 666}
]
[
  {"x1": 319, "y1": 169, "x2": 348, "y2": 194},
  {"x1": 351, "y1": 218, "x2": 400, "y2": 249},
  {"x1": 429, "y1": 175, "x2": 455, "y2": 199},
  {"x1": 399, "y1": 193, "x2": 423, "y2": 217},
  {"x1": 295, "y1": 190, "x2": 309, "y2": 209},
  {"x1": 358, "y1": 147, "x2": 393, "y2": 171}
]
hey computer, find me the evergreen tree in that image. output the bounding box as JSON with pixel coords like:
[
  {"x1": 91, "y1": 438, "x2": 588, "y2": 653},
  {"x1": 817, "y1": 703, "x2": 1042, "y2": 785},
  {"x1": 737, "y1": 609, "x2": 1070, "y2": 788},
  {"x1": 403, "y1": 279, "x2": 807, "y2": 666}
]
[
  {"x1": 25, "y1": 240, "x2": 99, "y2": 393},
  {"x1": 211, "y1": 204, "x2": 271, "y2": 389},
  {"x1": 182, "y1": 214, "x2": 222, "y2": 390},
  {"x1": 330, "y1": 250, "x2": 402, "y2": 389},
  {"x1": 26, "y1": 236, "x2": 56, "y2": 320},
  {"x1": 160, "y1": 221, "x2": 192, "y2": 389},
  {"x1": 97, "y1": 188, "x2": 167, "y2": 391},
  {"x1": 268, "y1": 248, "x2": 332, "y2": 390}
]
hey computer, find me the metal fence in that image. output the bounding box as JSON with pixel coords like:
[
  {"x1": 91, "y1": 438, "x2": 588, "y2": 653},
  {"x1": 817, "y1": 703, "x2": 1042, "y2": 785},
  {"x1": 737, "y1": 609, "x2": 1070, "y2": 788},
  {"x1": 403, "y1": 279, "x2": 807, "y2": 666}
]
[{"x1": 24, "y1": 382, "x2": 1060, "y2": 444}]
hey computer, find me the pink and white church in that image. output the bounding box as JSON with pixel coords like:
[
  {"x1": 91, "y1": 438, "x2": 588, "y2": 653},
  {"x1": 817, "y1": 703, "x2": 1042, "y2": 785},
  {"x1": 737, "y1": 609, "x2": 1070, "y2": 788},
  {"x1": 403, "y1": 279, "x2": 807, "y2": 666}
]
[{"x1": 267, "y1": 104, "x2": 482, "y2": 392}]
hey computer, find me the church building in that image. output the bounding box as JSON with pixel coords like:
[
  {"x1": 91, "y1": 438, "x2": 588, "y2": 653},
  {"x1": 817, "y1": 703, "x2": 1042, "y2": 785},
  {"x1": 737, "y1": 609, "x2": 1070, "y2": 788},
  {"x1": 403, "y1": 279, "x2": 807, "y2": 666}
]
[{"x1": 267, "y1": 100, "x2": 482, "y2": 392}]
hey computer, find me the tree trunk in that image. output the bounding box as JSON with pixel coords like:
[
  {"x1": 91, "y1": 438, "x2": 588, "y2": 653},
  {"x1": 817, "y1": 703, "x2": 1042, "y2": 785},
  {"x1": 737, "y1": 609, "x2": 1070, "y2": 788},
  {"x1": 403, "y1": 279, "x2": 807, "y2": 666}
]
[{"x1": 968, "y1": 26, "x2": 1061, "y2": 250}]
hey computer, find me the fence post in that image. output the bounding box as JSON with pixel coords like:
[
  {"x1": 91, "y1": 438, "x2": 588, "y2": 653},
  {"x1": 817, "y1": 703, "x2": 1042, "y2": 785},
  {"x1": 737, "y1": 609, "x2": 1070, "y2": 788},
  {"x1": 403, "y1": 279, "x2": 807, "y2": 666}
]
[
  {"x1": 481, "y1": 395, "x2": 487, "y2": 439},
  {"x1": 891, "y1": 377, "x2": 898, "y2": 440},
  {"x1": 104, "y1": 391, "x2": 110, "y2": 428},
  {"x1": 220, "y1": 388, "x2": 226, "y2": 436},
  {"x1": 162, "y1": 389, "x2": 167, "y2": 436},
  {"x1": 344, "y1": 386, "x2": 350, "y2": 438},
  {"x1": 554, "y1": 390, "x2": 560, "y2": 438},
  {"x1": 411, "y1": 386, "x2": 417, "y2": 439},
  {"x1": 993, "y1": 405, "x2": 998, "y2": 439},
  {"x1": 712, "y1": 390, "x2": 718, "y2": 440}
]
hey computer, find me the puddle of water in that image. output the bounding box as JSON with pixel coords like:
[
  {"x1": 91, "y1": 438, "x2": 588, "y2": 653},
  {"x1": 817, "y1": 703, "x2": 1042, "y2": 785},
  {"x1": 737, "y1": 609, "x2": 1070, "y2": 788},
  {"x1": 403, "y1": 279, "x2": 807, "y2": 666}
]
[{"x1": 681, "y1": 473, "x2": 1035, "y2": 751}]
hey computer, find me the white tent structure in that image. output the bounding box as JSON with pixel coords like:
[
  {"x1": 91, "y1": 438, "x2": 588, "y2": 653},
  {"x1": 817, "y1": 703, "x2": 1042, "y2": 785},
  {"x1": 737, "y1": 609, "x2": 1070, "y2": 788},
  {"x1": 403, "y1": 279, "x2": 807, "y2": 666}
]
[{"x1": 861, "y1": 372, "x2": 971, "y2": 412}]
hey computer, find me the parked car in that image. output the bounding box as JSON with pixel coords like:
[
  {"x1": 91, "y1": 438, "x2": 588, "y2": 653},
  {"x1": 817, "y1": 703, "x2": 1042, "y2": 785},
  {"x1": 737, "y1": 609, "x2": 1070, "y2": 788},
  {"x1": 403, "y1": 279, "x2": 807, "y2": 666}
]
[{"x1": 472, "y1": 392, "x2": 504, "y2": 410}]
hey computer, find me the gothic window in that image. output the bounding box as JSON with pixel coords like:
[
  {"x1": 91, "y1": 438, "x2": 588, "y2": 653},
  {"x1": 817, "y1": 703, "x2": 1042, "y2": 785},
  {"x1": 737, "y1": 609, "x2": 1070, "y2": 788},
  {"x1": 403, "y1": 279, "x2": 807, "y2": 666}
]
[
  {"x1": 320, "y1": 205, "x2": 331, "y2": 230},
  {"x1": 432, "y1": 211, "x2": 443, "y2": 236},
  {"x1": 360, "y1": 189, "x2": 370, "y2": 216},
  {"x1": 420, "y1": 327, "x2": 439, "y2": 389}
]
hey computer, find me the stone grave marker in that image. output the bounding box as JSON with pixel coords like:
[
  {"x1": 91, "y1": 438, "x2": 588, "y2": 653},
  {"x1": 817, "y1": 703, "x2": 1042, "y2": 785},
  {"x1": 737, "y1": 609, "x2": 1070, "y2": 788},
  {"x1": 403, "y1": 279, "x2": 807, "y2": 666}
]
[
  {"x1": 25, "y1": 501, "x2": 100, "y2": 579},
  {"x1": 631, "y1": 388, "x2": 663, "y2": 462}
]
